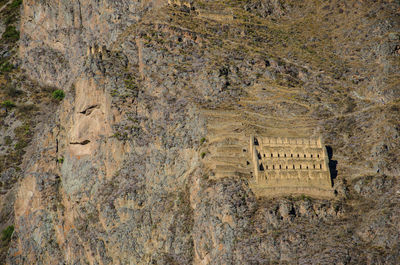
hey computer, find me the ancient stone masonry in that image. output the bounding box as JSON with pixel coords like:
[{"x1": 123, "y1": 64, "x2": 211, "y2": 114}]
[
  {"x1": 249, "y1": 136, "x2": 333, "y2": 198},
  {"x1": 167, "y1": 0, "x2": 193, "y2": 9},
  {"x1": 86, "y1": 44, "x2": 109, "y2": 59},
  {"x1": 202, "y1": 109, "x2": 334, "y2": 198}
]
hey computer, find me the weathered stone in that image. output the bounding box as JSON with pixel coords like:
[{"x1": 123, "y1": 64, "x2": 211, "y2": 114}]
[{"x1": 1, "y1": 0, "x2": 400, "y2": 264}]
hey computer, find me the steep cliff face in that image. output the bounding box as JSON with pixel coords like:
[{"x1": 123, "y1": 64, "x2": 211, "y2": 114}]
[
  {"x1": 20, "y1": 0, "x2": 167, "y2": 88},
  {"x1": 4, "y1": 0, "x2": 400, "y2": 264}
]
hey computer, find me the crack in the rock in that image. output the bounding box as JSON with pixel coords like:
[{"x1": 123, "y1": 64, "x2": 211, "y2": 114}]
[
  {"x1": 70, "y1": 140, "x2": 91, "y2": 145},
  {"x1": 79, "y1": 105, "x2": 99, "y2": 115}
]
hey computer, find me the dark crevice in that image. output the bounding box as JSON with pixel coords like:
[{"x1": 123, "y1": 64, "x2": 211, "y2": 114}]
[
  {"x1": 326, "y1": 145, "x2": 338, "y2": 187},
  {"x1": 70, "y1": 140, "x2": 91, "y2": 145},
  {"x1": 77, "y1": 0, "x2": 83, "y2": 28},
  {"x1": 79, "y1": 105, "x2": 99, "y2": 115}
]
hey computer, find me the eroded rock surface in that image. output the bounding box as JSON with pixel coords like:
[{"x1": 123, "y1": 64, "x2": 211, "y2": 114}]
[{"x1": 4, "y1": 0, "x2": 400, "y2": 264}]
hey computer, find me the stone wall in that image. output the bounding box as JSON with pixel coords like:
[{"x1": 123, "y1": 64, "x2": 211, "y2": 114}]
[{"x1": 249, "y1": 136, "x2": 333, "y2": 198}]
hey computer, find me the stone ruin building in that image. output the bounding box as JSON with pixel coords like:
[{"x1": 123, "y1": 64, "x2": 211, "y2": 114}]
[
  {"x1": 208, "y1": 133, "x2": 334, "y2": 198},
  {"x1": 248, "y1": 136, "x2": 333, "y2": 198}
]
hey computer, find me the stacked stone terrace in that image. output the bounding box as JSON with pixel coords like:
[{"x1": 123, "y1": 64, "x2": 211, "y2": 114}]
[
  {"x1": 202, "y1": 110, "x2": 252, "y2": 179},
  {"x1": 202, "y1": 109, "x2": 333, "y2": 198}
]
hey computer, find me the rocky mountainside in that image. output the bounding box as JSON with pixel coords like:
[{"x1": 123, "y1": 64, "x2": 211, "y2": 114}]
[{"x1": 0, "y1": 0, "x2": 399, "y2": 264}]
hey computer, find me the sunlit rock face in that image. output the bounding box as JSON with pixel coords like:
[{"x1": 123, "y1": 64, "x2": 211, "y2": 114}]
[
  {"x1": 68, "y1": 77, "x2": 111, "y2": 156},
  {"x1": 19, "y1": 0, "x2": 168, "y2": 89},
  {"x1": 6, "y1": 0, "x2": 400, "y2": 264}
]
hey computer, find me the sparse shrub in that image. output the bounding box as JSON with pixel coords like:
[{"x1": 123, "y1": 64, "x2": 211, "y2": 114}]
[
  {"x1": 17, "y1": 104, "x2": 38, "y2": 114},
  {"x1": 9, "y1": 0, "x2": 22, "y2": 9},
  {"x1": 14, "y1": 124, "x2": 30, "y2": 137},
  {"x1": 13, "y1": 124, "x2": 31, "y2": 156},
  {"x1": 0, "y1": 61, "x2": 14, "y2": 72},
  {"x1": 124, "y1": 76, "x2": 139, "y2": 94},
  {"x1": 57, "y1": 157, "x2": 64, "y2": 164},
  {"x1": 1, "y1": 225, "x2": 14, "y2": 241},
  {"x1": 14, "y1": 140, "x2": 28, "y2": 151},
  {"x1": 52, "y1": 89, "x2": 65, "y2": 101},
  {"x1": 2, "y1": 25, "x2": 19, "y2": 41},
  {"x1": 299, "y1": 194, "x2": 311, "y2": 201},
  {"x1": 200, "y1": 137, "x2": 206, "y2": 144},
  {"x1": 5, "y1": 15, "x2": 15, "y2": 25},
  {"x1": 70, "y1": 83, "x2": 76, "y2": 94},
  {"x1": 4, "y1": 136, "x2": 12, "y2": 145},
  {"x1": 5, "y1": 85, "x2": 22, "y2": 97},
  {"x1": 1, "y1": 100, "x2": 16, "y2": 109},
  {"x1": 219, "y1": 66, "x2": 229, "y2": 77},
  {"x1": 201, "y1": 152, "x2": 206, "y2": 159}
]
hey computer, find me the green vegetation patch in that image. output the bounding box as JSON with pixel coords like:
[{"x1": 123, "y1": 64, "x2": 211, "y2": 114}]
[
  {"x1": 9, "y1": 0, "x2": 22, "y2": 9},
  {"x1": 1, "y1": 100, "x2": 16, "y2": 109},
  {"x1": 2, "y1": 25, "x2": 19, "y2": 42},
  {"x1": 1, "y1": 225, "x2": 14, "y2": 242},
  {"x1": 52, "y1": 89, "x2": 65, "y2": 101},
  {"x1": 0, "y1": 61, "x2": 14, "y2": 72}
]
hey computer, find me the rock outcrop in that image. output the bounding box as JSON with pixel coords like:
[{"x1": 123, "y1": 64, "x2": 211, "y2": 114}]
[{"x1": 2, "y1": 0, "x2": 400, "y2": 264}]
